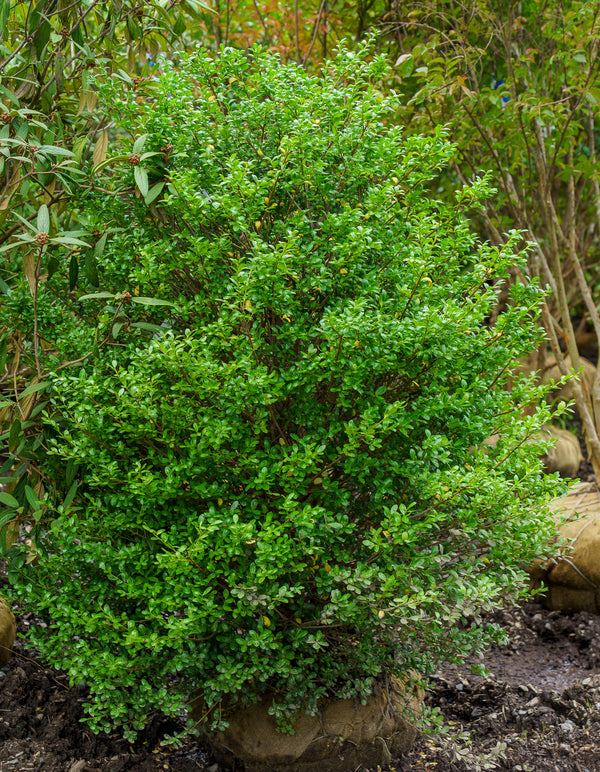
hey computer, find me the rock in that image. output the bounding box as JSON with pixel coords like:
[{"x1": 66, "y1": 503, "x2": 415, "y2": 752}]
[
  {"x1": 539, "y1": 355, "x2": 597, "y2": 405},
  {"x1": 192, "y1": 675, "x2": 422, "y2": 772},
  {"x1": 536, "y1": 425, "x2": 582, "y2": 478},
  {"x1": 529, "y1": 482, "x2": 600, "y2": 612},
  {"x1": 482, "y1": 424, "x2": 582, "y2": 478},
  {"x1": 0, "y1": 597, "x2": 15, "y2": 666}
]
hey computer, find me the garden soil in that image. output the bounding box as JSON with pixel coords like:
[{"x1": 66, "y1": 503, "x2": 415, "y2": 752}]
[
  {"x1": 3, "y1": 601, "x2": 600, "y2": 770},
  {"x1": 2, "y1": 450, "x2": 600, "y2": 770}
]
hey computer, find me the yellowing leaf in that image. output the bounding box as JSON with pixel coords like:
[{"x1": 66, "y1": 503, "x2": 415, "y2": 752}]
[
  {"x1": 262, "y1": 616, "x2": 271, "y2": 627},
  {"x1": 92, "y1": 130, "x2": 109, "y2": 167},
  {"x1": 23, "y1": 251, "x2": 36, "y2": 296},
  {"x1": 378, "y1": 609, "x2": 385, "y2": 619},
  {"x1": 217, "y1": 498, "x2": 223, "y2": 506},
  {"x1": 245, "y1": 299, "x2": 252, "y2": 310}
]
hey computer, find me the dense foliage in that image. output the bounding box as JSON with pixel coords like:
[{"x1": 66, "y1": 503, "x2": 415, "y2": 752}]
[
  {"x1": 5, "y1": 46, "x2": 562, "y2": 739},
  {"x1": 0, "y1": 0, "x2": 216, "y2": 554}
]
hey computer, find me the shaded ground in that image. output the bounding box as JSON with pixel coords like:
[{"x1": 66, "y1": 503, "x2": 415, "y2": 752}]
[{"x1": 2, "y1": 600, "x2": 600, "y2": 771}]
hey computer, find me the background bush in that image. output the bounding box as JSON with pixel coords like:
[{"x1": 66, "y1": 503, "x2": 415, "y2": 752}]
[{"x1": 6, "y1": 45, "x2": 562, "y2": 739}]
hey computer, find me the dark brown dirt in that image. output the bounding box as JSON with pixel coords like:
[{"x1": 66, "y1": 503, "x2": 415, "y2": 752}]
[
  {"x1": 2, "y1": 454, "x2": 600, "y2": 771},
  {"x1": 2, "y1": 600, "x2": 600, "y2": 771}
]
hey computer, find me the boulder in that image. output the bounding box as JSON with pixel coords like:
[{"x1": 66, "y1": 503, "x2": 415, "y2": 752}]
[
  {"x1": 192, "y1": 675, "x2": 422, "y2": 772},
  {"x1": 482, "y1": 424, "x2": 583, "y2": 478},
  {"x1": 537, "y1": 425, "x2": 583, "y2": 478},
  {"x1": 539, "y1": 355, "x2": 597, "y2": 405},
  {"x1": 529, "y1": 482, "x2": 600, "y2": 612},
  {"x1": 0, "y1": 597, "x2": 15, "y2": 665}
]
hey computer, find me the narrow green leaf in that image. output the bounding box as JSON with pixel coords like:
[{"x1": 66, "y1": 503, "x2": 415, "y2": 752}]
[
  {"x1": 63, "y1": 480, "x2": 78, "y2": 510},
  {"x1": 127, "y1": 15, "x2": 140, "y2": 40},
  {"x1": 0, "y1": 337, "x2": 7, "y2": 373},
  {"x1": 78, "y1": 291, "x2": 115, "y2": 300},
  {"x1": 19, "y1": 381, "x2": 50, "y2": 398},
  {"x1": 94, "y1": 231, "x2": 108, "y2": 258},
  {"x1": 132, "y1": 134, "x2": 148, "y2": 154},
  {"x1": 25, "y1": 485, "x2": 41, "y2": 511},
  {"x1": 173, "y1": 12, "x2": 186, "y2": 35},
  {"x1": 112, "y1": 320, "x2": 125, "y2": 338},
  {"x1": 144, "y1": 181, "x2": 165, "y2": 205},
  {"x1": 0, "y1": 0, "x2": 10, "y2": 39},
  {"x1": 51, "y1": 236, "x2": 91, "y2": 247},
  {"x1": 13, "y1": 211, "x2": 39, "y2": 232},
  {"x1": 91, "y1": 154, "x2": 130, "y2": 176},
  {"x1": 131, "y1": 296, "x2": 175, "y2": 307},
  {"x1": 37, "y1": 204, "x2": 49, "y2": 234},
  {"x1": 66, "y1": 460, "x2": 79, "y2": 488},
  {"x1": 134, "y1": 165, "x2": 149, "y2": 197},
  {"x1": 0, "y1": 492, "x2": 18, "y2": 508},
  {"x1": 131, "y1": 322, "x2": 165, "y2": 333},
  {"x1": 72, "y1": 135, "x2": 88, "y2": 164},
  {"x1": 47, "y1": 255, "x2": 60, "y2": 277},
  {"x1": 69, "y1": 254, "x2": 78, "y2": 291},
  {"x1": 71, "y1": 22, "x2": 84, "y2": 47},
  {"x1": 0, "y1": 238, "x2": 35, "y2": 254},
  {"x1": 85, "y1": 252, "x2": 99, "y2": 287},
  {"x1": 8, "y1": 418, "x2": 21, "y2": 452},
  {"x1": 34, "y1": 19, "x2": 52, "y2": 59},
  {"x1": 38, "y1": 145, "x2": 75, "y2": 157}
]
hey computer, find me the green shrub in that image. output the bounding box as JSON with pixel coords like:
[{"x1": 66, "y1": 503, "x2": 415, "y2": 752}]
[{"x1": 8, "y1": 44, "x2": 561, "y2": 739}]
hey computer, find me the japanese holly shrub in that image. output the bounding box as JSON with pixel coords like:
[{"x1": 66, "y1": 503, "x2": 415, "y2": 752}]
[{"x1": 8, "y1": 45, "x2": 562, "y2": 739}]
